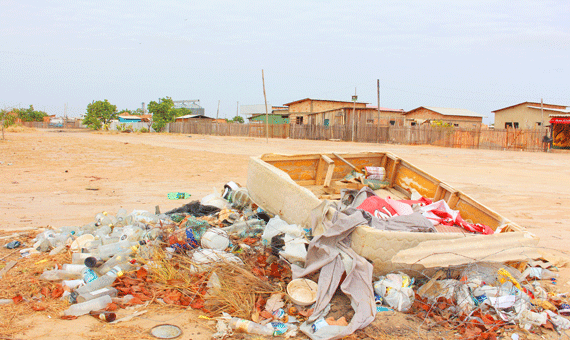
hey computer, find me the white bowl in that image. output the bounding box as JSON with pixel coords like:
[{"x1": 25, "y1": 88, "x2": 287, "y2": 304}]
[{"x1": 287, "y1": 278, "x2": 318, "y2": 306}]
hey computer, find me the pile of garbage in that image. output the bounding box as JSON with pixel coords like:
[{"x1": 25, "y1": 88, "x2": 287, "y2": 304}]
[{"x1": 1, "y1": 181, "x2": 569, "y2": 340}]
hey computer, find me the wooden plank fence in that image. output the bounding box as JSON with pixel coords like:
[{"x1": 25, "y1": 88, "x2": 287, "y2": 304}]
[{"x1": 168, "y1": 122, "x2": 547, "y2": 152}]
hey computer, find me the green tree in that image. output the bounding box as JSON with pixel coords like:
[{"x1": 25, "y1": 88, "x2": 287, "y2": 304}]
[
  {"x1": 118, "y1": 109, "x2": 133, "y2": 115},
  {"x1": 15, "y1": 105, "x2": 47, "y2": 122},
  {"x1": 229, "y1": 115, "x2": 244, "y2": 123},
  {"x1": 148, "y1": 97, "x2": 174, "y2": 131},
  {"x1": 171, "y1": 107, "x2": 193, "y2": 118},
  {"x1": 1, "y1": 109, "x2": 17, "y2": 127},
  {"x1": 83, "y1": 100, "x2": 118, "y2": 130}
]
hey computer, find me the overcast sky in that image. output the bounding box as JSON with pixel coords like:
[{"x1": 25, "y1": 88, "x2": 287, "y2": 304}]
[{"x1": 1, "y1": 0, "x2": 568, "y2": 124}]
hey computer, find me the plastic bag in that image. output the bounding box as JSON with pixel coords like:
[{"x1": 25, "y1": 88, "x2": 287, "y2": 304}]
[
  {"x1": 373, "y1": 273, "x2": 414, "y2": 312},
  {"x1": 262, "y1": 216, "x2": 303, "y2": 245}
]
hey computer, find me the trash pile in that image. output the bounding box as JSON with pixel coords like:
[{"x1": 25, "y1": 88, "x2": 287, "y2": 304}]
[{"x1": 0, "y1": 181, "x2": 569, "y2": 340}]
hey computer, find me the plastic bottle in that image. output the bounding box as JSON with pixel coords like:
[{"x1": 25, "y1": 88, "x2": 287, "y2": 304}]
[
  {"x1": 229, "y1": 318, "x2": 274, "y2": 336},
  {"x1": 72, "y1": 252, "x2": 98, "y2": 265},
  {"x1": 63, "y1": 264, "x2": 87, "y2": 274},
  {"x1": 63, "y1": 295, "x2": 112, "y2": 316},
  {"x1": 98, "y1": 240, "x2": 144, "y2": 260},
  {"x1": 39, "y1": 269, "x2": 82, "y2": 281},
  {"x1": 97, "y1": 247, "x2": 137, "y2": 275},
  {"x1": 81, "y1": 267, "x2": 99, "y2": 284},
  {"x1": 89, "y1": 310, "x2": 117, "y2": 322},
  {"x1": 77, "y1": 286, "x2": 118, "y2": 303},
  {"x1": 75, "y1": 266, "x2": 123, "y2": 295}
]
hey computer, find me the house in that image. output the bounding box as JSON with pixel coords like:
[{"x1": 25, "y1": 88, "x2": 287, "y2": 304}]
[
  {"x1": 284, "y1": 98, "x2": 369, "y2": 125},
  {"x1": 403, "y1": 107, "x2": 484, "y2": 128},
  {"x1": 303, "y1": 106, "x2": 405, "y2": 127},
  {"x1": 118, "y1": 114, "x2": 152, "y2": 123},
  {"x1": 175, "y1": 114, "x2": 215, "y2": 123},
  {"x1": 243, "y1": 104, "x2": 290, "y2": 124},
  {"x1": 493, "y1": 102, "x2": 568, "y2": 129},
  {"x1": 248, "y1": 113, "x2": 290, "y2": 124}
]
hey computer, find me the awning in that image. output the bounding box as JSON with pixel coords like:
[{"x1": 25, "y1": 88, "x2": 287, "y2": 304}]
[{"x1": 549, "y1": 117, "x2": 570, "y2": 124}]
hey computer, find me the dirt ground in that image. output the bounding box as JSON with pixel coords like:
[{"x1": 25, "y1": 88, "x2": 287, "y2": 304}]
[{"x1": 1, "y1": 128, "x2": 570, "y2": 339}]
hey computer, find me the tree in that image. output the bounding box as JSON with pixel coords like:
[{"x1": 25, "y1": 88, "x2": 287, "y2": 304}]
[
  {"x1": 1, "y1": 109, "x2": 17, "y2": 127},
  {"x1": 118, "y1": 109, "x2": 132, "y2": 115},
  {"x1": 148, "y1": 97, "x2": 174, "y2": 132},
  {"x1": 229, "y1": 115, "x2": 244, "y2": 123},
  {"x1": 15, "y1": 105, "x2": 47, "y2": 122},
  {"x1": 83, "y1": 100, "x2": 117, "y2": 130}
]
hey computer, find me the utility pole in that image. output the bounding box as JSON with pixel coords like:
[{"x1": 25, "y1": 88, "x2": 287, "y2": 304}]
[
  {"x1": 540, "y1": 98, "x2": 544, "y2": 131},
  {"x1": 262, "y1": 69, "x2": 269, "y2": 143},
  {"x1": 216, "y1": 100, "x2": 220, "y2": 135},
  {"x1": 351, "y1": 88, "x2": 357, "y2": 142},
  {"x1": 377, "y1": 79, "x2": 380, "y2": 143}
]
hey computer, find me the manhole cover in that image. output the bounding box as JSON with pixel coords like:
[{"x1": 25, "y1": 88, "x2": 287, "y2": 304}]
[{"x1": 150, "y1": 324, "x2": 182, "y2": 339}]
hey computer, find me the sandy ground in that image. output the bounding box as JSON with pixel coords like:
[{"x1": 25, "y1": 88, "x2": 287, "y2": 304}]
[{"x1": 1, "y1": 129, "x2": 570, "y2": 339}]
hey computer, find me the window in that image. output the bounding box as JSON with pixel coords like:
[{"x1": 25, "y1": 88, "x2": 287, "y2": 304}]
[
  {"x1": 513, "y1": 122, "x2": 519, "y2": 129},
  {"x1": 296, "y1": 116, "x2": 304, "y2": 124},
  {"x1": 453, "y1": 123, "x2": 459, "y2": 127},
  {"x1": 390, "y1": 120, "x2": 396, "y2": 126},
  {"x1": 366, "y1": 119, "x2": 374, "y2": 124},
  {"x1": 505, "y1": 122, "x2": 513, "y2": 128},
  {"x1": 411, "y1": 122, "x2": 417, "y2": 126},
  {"x1": 324, "y1": 119, "x2": 329, "y2": 127}
]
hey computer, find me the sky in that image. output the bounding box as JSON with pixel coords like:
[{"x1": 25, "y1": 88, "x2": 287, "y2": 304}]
[{"x1": 1, "y1": 0, "x2": 569, "y2": 124}]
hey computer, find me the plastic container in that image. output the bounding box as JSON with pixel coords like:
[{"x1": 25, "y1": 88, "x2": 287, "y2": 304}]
[
  {"x1": 97, "y1": 248, "x2": 137, "y2": 275},
  {"x1": 75, "y1": 266, "x2": 123, "y2": 295},
  {"x1": 201, "y1": 230, "x2": 230, "y2": 250},
  {"x1": 72, "y1": 252, "x2": 98, "y2": 265},
  {"x1": 63, "y1": 279, "x2": 85, "y2": 289},
  {"x1": 63, "y1": 295, "x2": 112, "y2": 316},
  {"x1": 229, "y1": 318, "x2": 274, "y2": 336},
  {"x1": 287, "y1": 278, "x2": 318, "y2": 306},
  {"x1": 39, "y1": 269, "x2": 82, "y2": 281},
  {"x1": 77, "y1": 287, "x2": 118, "y2": 303},
  {"x1": 81, "y1": 267, "x2": 99, "y2": 283},
  {"x1": 98, "y1": 240, "x2": 143, "y2": 260},
  {"x1": 63, "y1": 264, "x2": 87, "y2": 274}
]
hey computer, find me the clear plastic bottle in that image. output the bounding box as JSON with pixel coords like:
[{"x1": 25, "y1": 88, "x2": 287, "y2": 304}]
[
  {"x1": 39, "y1": 269, "x2": 82, "y2": 281},
  {"x1": 98, "y1": 240, "x2": 144, "y2": 260},
  {"x1": 229, "y1": 318, "x2": 274, "y2": 336},
  {"x1": 72, "y1": 252, "x2": 98, "y2": 264},
  {"x1": 63, "y1": 264, "x2": 86, "y2": 273},
  {"x1": 63, "y1": 295, "x2": 112, "y2": 316},
  {"x1": 81, "y1": 267, "x2": 99, "y2": 284},
  {"x1": 75, "y1": 266, "x2": 123, "y2": 295},
  {"x1": 97, "y1": 247, "x2": 137, "y2": 275},
  {"x1": 77, "y1": 286, "x2": 118, "y2": 303}
]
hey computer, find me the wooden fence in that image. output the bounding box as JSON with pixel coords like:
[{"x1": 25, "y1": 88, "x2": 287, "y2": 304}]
[{"x1": 167, "y1": 122, "x2": 547, "y2": 152}]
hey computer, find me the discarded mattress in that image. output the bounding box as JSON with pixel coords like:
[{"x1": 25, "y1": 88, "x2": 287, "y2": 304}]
[{"x1": 247, "y1": 152, "x2": 536, "y2": 275}]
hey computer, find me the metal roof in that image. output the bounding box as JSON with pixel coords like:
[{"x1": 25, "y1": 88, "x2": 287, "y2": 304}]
[
  {"x1": 407, "y1": 107, "x2": 484, "y2": 117},
  {"x1": 528, "y1": 106, "x2": 570, "y2": 113}
]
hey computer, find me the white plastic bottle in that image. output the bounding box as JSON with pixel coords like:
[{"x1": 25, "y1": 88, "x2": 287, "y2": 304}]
[
  {"x1": 229, "y1": 318, "x2": 274, "y2": 336},
  {"x1": 75, "y1": 266, "x2": 123, "y2": 295},
  {"x1": 98, "y1": 240, "x2": 144, "y2": 260},
  {"x1": 97, "y1": 247, "x2": 137, "y2": 275},
  {"x1": 63, "y1": 295, "x2": 112, "y2": 316},
  {"x1": 77, "y1": 287, "x2": 118, "y2": 303}
]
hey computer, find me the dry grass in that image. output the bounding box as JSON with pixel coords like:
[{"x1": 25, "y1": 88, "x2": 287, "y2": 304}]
[
  {"x1": 145, "y1": 248, "x2": 281, "y2": 319},
  {"x1": 5, "y1": 124, "x2": 37, "y2": 133}
]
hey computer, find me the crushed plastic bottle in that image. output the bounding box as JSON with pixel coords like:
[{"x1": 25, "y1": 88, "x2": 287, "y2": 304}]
[
  {"x1": 63, "y1": 295, "x2": 112, "y2": 317},
  {"x1": 229, "y1": 317, "x2": 274, "y2": 336},
  {"x1": 75, "y1": 266, "x2": 123, "y2": 295}
]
